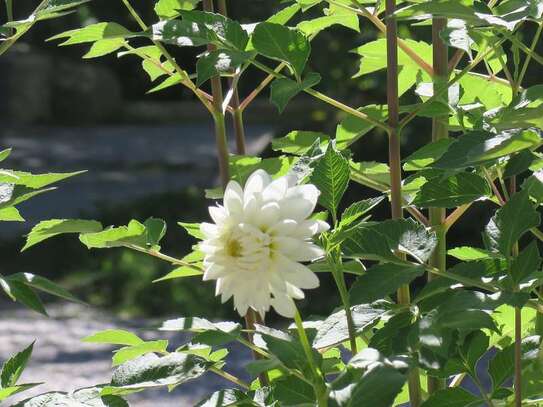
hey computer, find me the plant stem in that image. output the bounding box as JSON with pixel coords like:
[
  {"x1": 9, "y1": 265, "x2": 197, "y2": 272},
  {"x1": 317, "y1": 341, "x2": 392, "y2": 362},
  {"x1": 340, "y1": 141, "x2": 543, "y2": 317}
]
[
  {"x1": 125, "y1": 244, "x2": 204, "y2": 271},
  {"x1": 514, "y1": 305, "x2": 522, "y2": 407},
  {"x1": 427, "y1": 16, "x2": 448, "y2": 394},
  {"x1": 294, "y1": 307, "x2": 328, "y2": 407},
  {"x1": 514, "y1": 22, "x2": 543, "y2": 93},
  {"x1": 216, "y1": 0, "x2": 247, "y2": 155},
  {"x1": 328, "y1": 252, "x2": 358, "y2": 353},
  {"x1": 210, "y1": 366, "x2": 251, "y2": 389},
  {"x1": 385, "y1": 0, "x2": 421, "y2": 405}
]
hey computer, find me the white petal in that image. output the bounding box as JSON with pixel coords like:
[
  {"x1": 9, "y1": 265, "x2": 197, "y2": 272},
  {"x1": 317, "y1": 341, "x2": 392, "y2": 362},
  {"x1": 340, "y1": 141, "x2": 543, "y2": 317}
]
[
  {"x1": 209, "y1": 205, "x2": 228, "y2": 225},
  {"x1": 244, "y1": 170, "x2": 271, "y2": 201},
  {"x1": 224, "y1": 181, "x2": 244, "y2": 214},
  {"x1": 270, "y1": 292, "x2": 296, "y2": 318},
  {"x1": 279, "y1": 197, "x2": 315, "y2": 221},
  {"x1": 268, "y1": 219, "x2": 298, "y2": 236},
  {"x1": 276, "y1": 254, "x2": 320, "y2": 289},
  {"x1": 258, "y1": 202, "x2": 281, "y2": 229},
  {"x1": 262, "y1": 176, "x2": 289, "y2": 202},
  {"x1": 286, "y1": 184, "x2": 320, "y2": 207},
  {"x1": 200, "y1": 222, "x2": 218, "y2": 238},
  {"x1": 203, "y1": 264, "x2": 227, "y2": 280}
]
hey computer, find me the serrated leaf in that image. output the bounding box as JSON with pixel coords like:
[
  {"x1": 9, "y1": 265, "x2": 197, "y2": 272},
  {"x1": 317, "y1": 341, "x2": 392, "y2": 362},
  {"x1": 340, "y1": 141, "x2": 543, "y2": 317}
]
[
  {"x1": 154, "y1": 0, "x2": 201, "y2": 19},
  {"x1": 412, "y1": 172, "x2": 491, "y2": 208},
  {"x1": 273, "y1": 376, "x2": 315, "y2": 405},
  {"x1": 335, "y1": 105, "x2": 388, "y2": 149},
  {"x1": 1, "y1": 342, "x2": 34, "y2": 388},
  {"x1": 13, "y1": 387, "x2": 128, "y2": 407},
  {"x1": 339, "y1": 196, "x2": 384, "y2": 228},
  {"x1": 403, "y1": 138, "x2": 455, "y2": 171},
  {"x1": 0, "y1": 170, "x2": 84, "y2": 188},
  {"x1": 0, "y1": 207, "x2": 24, "y2": 222},
  {"x1": 0, "y1": 148, "x2": 12, "y2": 162},
  {"x1": 313, "y1": 304, "x2": 386, "y2": 349},
  {"x1": 252, "y1": 22, "x2": 310, "y2": 79},
  {"x1": 311, "y1": 143, "x2": 350, "y2": 218},
  {"x1": 420, "y1": 387, "x2": 481, "y2": 407},
  {"x1": 8, "y1": 281, "x2": 46, "y2": 315},
  {"x1": 272, "y1": 131, "x2": 329, "y2": 155},
  {"x1": 112, "y1": 340, "x2": 169, "y2": 367},
  {"x1": 103, "y1": 353, "x2": 211, "y2": 396},
  {"x1": 195, "y1": 389, "x2": 250, "y2": 407},
  {"x1": 83, "y1": 38, "x2": 125, "y2": 58},
  {"x1": 0, "y1": 384, "x2": 41, "y2": 403},
  {"x1": 196, "y1": 49, "x2": 253, "y2": 86},
  {"x1": 270, "y1": 72, "x2": 321, "y2": 112},
  {"x1": 49, "y1": 22, "x2": 131, "y2": 46},
  {"x1": 510, "y1": 241, "x2": 541, "y2": 285},
  {"x1": 485, "y1": 190, "x2": 540, "y2": 256},
  {"x1": 23, "y1": 219, "x2": 103, "y2": 251},
  {"x1": 447, "y1": 246, "x2": 493, "y2": 261},
  {"x1": 350, "y1": 264, "x2": 425, "y2": 305},
  {"x1": 7, "y1": 273, "x2": 80, "y2": 303},
  {"x1": 433, "y1": 129, "x2": 542, "y2": 169},
  {"x1": 83, "y1": 330, "x2": 144, "y2": 346}
]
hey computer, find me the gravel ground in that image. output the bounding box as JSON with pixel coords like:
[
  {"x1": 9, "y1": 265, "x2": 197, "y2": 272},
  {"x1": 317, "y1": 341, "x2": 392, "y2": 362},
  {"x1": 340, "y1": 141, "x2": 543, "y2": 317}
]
[{"x1": 0, "y1": 303, "x2": 252, "y2": 406}]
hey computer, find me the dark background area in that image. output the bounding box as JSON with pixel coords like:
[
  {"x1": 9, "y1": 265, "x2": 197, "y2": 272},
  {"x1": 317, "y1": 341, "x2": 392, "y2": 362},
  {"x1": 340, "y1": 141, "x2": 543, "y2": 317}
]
[{"x1": 1, "y1": 0, "x2": 541, "y2": 320}]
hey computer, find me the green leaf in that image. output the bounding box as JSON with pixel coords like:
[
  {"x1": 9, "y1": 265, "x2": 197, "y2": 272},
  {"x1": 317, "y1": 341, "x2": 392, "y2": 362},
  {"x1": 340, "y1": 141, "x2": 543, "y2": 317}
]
[
  {"x1": 350, "y1": 161, "x2": 390, "y2": 188},
  {"x1": 0, "y1": 185, "x2": 54, "y2": 211},
  {"x1": 486, "y1": 85, "x2": 543, "y2": 130},
  {"x1": 0, "y1": 384, "x2": 41, "y2": 403},
  {"x1": 160, "y1": 317, "x2": 242, "y2": 346},
  {"x1": 329, "y1": 365, "x2": 406, "y2": 407},
  {"x1": 485, "y1": 190, "x2": 540, "y2": 256},
  {"x1": 150, "y1": 19, "x2": 216, "y2": 47},
  {"x1": 0, "y1": 170, "x2": 84, "y2": 188},
  {"x1": 420, "y1": 387, "x2": 481, "y2": 407},
  {"x1": 447, "y1": 246, "x2": 493, "y2": 261},
  {"x1": 0, "y1": 148, "x2": 12, "y2": 162},
  {"x1": 297, "y1": 12, "x2": 359, "y2": 37},
  {"x1": 147, "y1": 73, "x2": 183, "y2": 93},
  {"x1": 335, "y1": 105, "x2": 388, "y2": 149},
  {"x1": 48, "y1": 22, "x2": 132, "y2": 46},
  {"x1": 179, "y1": 10, "x2": 249, "y2": 51},
  {"x1": 0, "y1": 207, "x2": 24, "y2": 222},
  {"x1": 8, "y1": 281, "x2": 46, "y2": 315},
  {"x1": 153, "y1": 266, "x2": 203, "y2": 282},
  {"x1": 268, "y1": 4, "x2": 301, "y2": 25},
  {"x1": 178, "y1": 222, "x2": 204, "y2": 240},
  {"x1": 23, "y1": 219, "x2": 103, "y2": 251},
  {"x1": 13, "y1": 387, "x2": 128, "y2": 407},
  {"x1": 339, "y1": 196, "x2": 384, "y2": 228},
  {"x1": 83, "y1": 330, "x2": 145, "y2": 346},
  {"x1": 510, "y1": 241, "x2": 541, "y2": 285},
  {"x1": 83, "y1": 38, "x2": 125, "y2": 59},
  {"x1": 349, "y1": 264, "x2": 425, "y2": 305},
  {"x1": 155, "y1": 0, "x2": 201, "y2": 19},
  {"x1": 412, "y1": 172, "x2": 491, "y2": 208},
  {"x1": 354, "y1": 39, "x2": 432, "y2": 96},
  {"x1": 7, "y1": 273, "x2": 80, "y2": 303},
  {"x1": 196, "y1": 49, "x2": 253, "y2": 86},
  {"x1": 1, "y1": 342, "x2": 34, "y2": 387},
  {"x1": 433, "y1": 129, "x2": 542, "y2": 169},
  {"x1": 440, "y1": 309, "x2": 498, "y2": 332},
  {"x1": 252, "y1": 22, "x2": 311, "y2": 79},
  {"x1": 112, "y1": 340, "x2": 169, "y2": 366},
  {"x1": 313, "y1": 304, "x2": 386, "y2": 349},
  {"x1": 270, "y1": 72, "x2": 321, "y2": 112},
  {"x1": 195, "y1": 389, "x2": 250, "y2": 407},
  {"x1": 255, "y1": 325, "x2": 320, "y2": 373},
  {"x1": 79, "y1": 219, "x2": 164, "y2": 249},
  {"x1": 103, "y1": 353, "x2": 211, "y2": 396},
  {"x1": 403, "y1": 139, "x2": 455, "y2": 171},
  {"x1": 272, "y1": 131, "x2": 329, "y2": 155},
  {"x1": 311, "y1": 143, "x2": 350, "y2": 219},
  {"x1": 273, "y1": 376, "x2": 316, "y2": 405},
  {"x1": 503, "y1": 150, "x2": 537, "y2": 178}
]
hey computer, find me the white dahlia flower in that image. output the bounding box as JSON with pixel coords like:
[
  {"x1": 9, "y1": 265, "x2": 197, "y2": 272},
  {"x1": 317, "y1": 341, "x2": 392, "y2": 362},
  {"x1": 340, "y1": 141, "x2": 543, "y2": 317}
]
[{"x1": 200, "y1": 169, "x2": 329, "y2": 318}]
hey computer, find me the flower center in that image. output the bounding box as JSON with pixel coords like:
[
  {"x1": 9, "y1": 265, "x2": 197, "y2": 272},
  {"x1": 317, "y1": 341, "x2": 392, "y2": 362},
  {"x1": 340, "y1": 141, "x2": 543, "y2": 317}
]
[{"x1": 225, "y1": 237, "x2": 243, "y2": 258}]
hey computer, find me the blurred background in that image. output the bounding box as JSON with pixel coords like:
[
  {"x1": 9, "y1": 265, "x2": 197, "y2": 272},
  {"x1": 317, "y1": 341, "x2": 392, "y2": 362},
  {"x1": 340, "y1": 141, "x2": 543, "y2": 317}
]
[{"x1": 1, "y1": 0, "x2": 542, "y2": 320}]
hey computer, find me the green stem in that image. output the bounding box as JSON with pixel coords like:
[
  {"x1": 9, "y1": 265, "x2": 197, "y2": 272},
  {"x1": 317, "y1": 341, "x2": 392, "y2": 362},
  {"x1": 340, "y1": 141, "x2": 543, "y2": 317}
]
[
  {"x1": 209, "y1": 366, "x2": 251, "y2": 389},
  {"x1": 514, "y1": 22, "x2": 543, "y2": 93},
  {"x1": 294, "y1": 307, "x2": 328, "y2": 407},
  {"x1": 385, "y1": 0, "x2": 422, "y2": 405},
  {"x1": 514, "y1": 305, "x2": 522, "y2": 407},
  {"x1": 125, "y1": 244, "x2": 203, "y2": 271},
  {"x1": 328, "y1": 252, "x2": 358, "y2": 353},
  {"x1": 427, "y1": 16, "x2": 449, "y2": 394},
  {"x1": 5, "y1": 0, "x2": 13, "y2": 35}
]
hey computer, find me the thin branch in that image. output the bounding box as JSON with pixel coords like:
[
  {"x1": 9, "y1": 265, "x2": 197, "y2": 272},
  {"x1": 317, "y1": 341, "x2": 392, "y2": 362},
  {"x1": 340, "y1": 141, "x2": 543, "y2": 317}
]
[{"x1": 240, "y1": 62, "x2": 287, "y2": 111}]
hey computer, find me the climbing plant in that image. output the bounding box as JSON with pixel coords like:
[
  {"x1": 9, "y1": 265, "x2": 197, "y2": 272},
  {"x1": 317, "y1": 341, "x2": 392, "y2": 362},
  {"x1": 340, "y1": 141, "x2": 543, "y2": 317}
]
[{"x1": 6, "y1": 0, "x2": 543, "y2": 405}]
